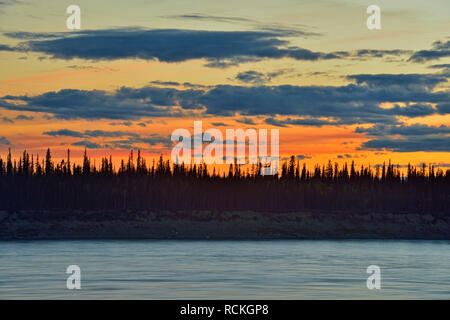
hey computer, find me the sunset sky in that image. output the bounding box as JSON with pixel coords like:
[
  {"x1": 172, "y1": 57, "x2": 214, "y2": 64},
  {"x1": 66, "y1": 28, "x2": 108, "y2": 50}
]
[{"x1": 0, "y1": 0, "x2": 449, "y2": 169}]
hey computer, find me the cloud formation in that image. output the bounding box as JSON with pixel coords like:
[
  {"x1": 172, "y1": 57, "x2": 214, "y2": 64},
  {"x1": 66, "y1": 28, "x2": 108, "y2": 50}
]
[
  {"x1": 1, "y1": 116, "x2": 14, "y2": 123},
  {"x1": 72, "y1": 140, "x2": 102, "y2": 149},
  {"x1": 296, "y1": 154, "x2": 312, "y2": 160},
  {"x1": 356, "y1": 124, "x2": 450, "y2": 136},
  {"x1": 15, "y1": 114, "x2": 34, "y2": 120},
  {"x1": 1, "y1": 72, "x2": 448, "y2": 126},
  {"x1": 235, "y1": 69, "x2": 292, "y2": 84},
  {"x1": 265, "y1": 117, "x2": 338, "y2": 127},
  {"x1": 0, "y1": 28, "x2": 346, "y2": 67},
  {"x1": 43, "y1": 129, "x2": 171, "y2": 150},
  {"x1": 0, "y1": 136, "x2": 10, "y2": 146},
  {"x1": 0, "y1": 28, "x2": 420, "y2": 67},
  {"x1": 409, "y1": 40, "x2": 450, "y2": 63},
  {"x1": 361, "y1": 136, "x2": 450, "y2": 152},
  {"x1": 0, "y1": 87, "x2": 199, "y2": 120},
  {"x1": 235, "y1": 71, "x2": 267, "y2": 84},
  {"x1": 356, "y1": 124, "x2": 450, "y2": 152}
]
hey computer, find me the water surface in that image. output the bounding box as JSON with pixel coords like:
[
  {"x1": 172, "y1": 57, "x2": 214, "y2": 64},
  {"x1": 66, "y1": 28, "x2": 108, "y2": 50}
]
[{"x1": 0, "y1": 240, "x2": 449, "y2": 299}]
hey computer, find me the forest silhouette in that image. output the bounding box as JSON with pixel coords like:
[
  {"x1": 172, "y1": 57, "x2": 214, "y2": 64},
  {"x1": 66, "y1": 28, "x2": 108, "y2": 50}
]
[{"x1": 0, "y1": 148, "x2": 449, "y2": 215}]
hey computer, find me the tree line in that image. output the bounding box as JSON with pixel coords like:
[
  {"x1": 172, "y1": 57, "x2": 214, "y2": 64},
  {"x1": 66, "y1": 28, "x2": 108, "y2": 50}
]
[{"x1": 0, "y1": 148, "x2": 449, "y2": 215}]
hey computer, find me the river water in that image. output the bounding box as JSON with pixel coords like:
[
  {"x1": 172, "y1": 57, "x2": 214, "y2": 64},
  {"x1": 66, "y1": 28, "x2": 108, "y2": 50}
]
[{"x1": 0, "y1": 240, "x2": 449, "y2": 299}]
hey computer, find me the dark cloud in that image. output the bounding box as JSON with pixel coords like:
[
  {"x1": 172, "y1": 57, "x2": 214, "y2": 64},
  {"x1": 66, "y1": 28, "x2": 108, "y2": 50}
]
[
  {"x1": 181, "y1": 82, "x2": 210, "y2": 89},
  {"x1": 428, "y1": 63, "x2": 450, "y2": 70},
  {"x1": 265, "y1": 117, "x2": 339, "y2": 127},
  {"x1": 266, "y1": 68, "x2": 294, "y2": 79},
  {"x1": 65, "y1": 65, "x2": 118, "y2": 72},
  {"x1": 361, "y1": 136, "x2": 450, "y2": 152},
  {"x1": 0, "y1": 44, "x2": 15, "y2": 51},
  {"x1": 357, "y1": 123, "x2": 450, "y2": 152},
  {"x1": 2, "y1": 28, "x2": 444, "y2": 68},
  {"x1": 45, "y1": 129, "x2": 170, "y2": 150},
  {"x1": 98, "y1": 134, "x2": 172, "y2": 150},
  {"x1": 236, "y1": 117, "x2": 257, "y2": 125},
  {"x1": 202, "y1": 59, "x2": 241, "y2": 69},
  {"x1": 355, "y1": 49, "x2": 412, "y2": 58},
  {"x1": 1, "y1": 116, "x2": 14, "y2": 123},
  {"x1": 393, "y1": 103, "x2": 437, "y2": 117},
  {"x1": 126, "y1": 134, "x2": 171, "y2": 148},
  {"x1": 0, "y1": 87, "x2": 196, "y2": 120},
  {"x1": 211, "y1": 122, "x2": 228, "y2": 126},
  {"x1": 235, "y1": 71, "x2": 266, "y2": 84},
  {"x1": 356, "y1": 124, "x2": 450, "y2": 137},
  {"x1": 72, "y1": 140, "x2": 102, "y2": 149},
  {"x1": 14, "y1": 114, "x2": 34, "y2": 120},
  {"x1": 296, "y1": 154, "x2": 312, "y2": 160},
  {"x1": 84, "y1": 130, "x2": 139, "y2": 138},
  {"x1": 0, "y1": 28, "x2": 351, "y2": 66},
  {"x1": 0, "y1": 136, "x2": 10, "y2": 146},
  {"x1": 109, "y1": 121, "x2": 133, "y2": 127},
  {"x1": 408, "y1": 40, "x2": 450, "y2": 63},
  {"x1": 44, "y1": 129, "x2": 139, "y2": 138},
  {"x1": 3, "y1": 31, "x2": 63, "y2": 39},
  {"x1": 347, "y1": 73, "x2": 447, "y2": 90},
  {"x1": 202, "y1": 56, "x2": 268, "y2": 69},
  {"x1": 1, "y1": 72, "x2": 448, "y2": 125},
  {"x1": 44, "y1": 129, "x2": 84, "y2": 138},
  {"x1": 198, "y1": 76, "x2": 448, "y2": 122},
  {"x1": 437, "y1": 103, "x2": 450, "y2": 114},
  {"x1": 234, "y1": 69, "x2": 292, "y2": 84},
  {"x1": 264, "y1": 117, "x2": 288, "y2": 127}
]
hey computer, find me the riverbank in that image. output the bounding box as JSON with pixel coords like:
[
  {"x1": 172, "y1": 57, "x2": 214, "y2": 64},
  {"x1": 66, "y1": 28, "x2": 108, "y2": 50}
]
[{"x1": 0, "y1": 210, "x2": 449, "y2": 240}]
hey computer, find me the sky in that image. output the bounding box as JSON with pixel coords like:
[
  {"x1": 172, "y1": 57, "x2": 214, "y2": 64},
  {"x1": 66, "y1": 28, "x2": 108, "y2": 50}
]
[{"x1": 0, "y1": 0, "x2": 449, "y2": 168}]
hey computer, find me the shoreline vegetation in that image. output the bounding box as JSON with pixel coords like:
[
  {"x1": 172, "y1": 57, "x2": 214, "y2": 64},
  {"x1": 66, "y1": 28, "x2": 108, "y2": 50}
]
[{"x1": 1, "y1": 149, "x2": 449, "y2": 240}]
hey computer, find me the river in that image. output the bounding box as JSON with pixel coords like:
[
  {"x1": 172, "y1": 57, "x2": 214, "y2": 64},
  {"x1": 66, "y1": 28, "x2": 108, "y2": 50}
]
[{"x1": 0, "y1": 240, "x2": 449, "y2": 299}]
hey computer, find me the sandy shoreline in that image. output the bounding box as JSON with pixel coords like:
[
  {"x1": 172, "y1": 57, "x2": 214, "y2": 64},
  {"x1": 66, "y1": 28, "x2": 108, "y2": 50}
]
[{"x1": 0, "y1": 210, "x2": 449, "y2": 240}]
